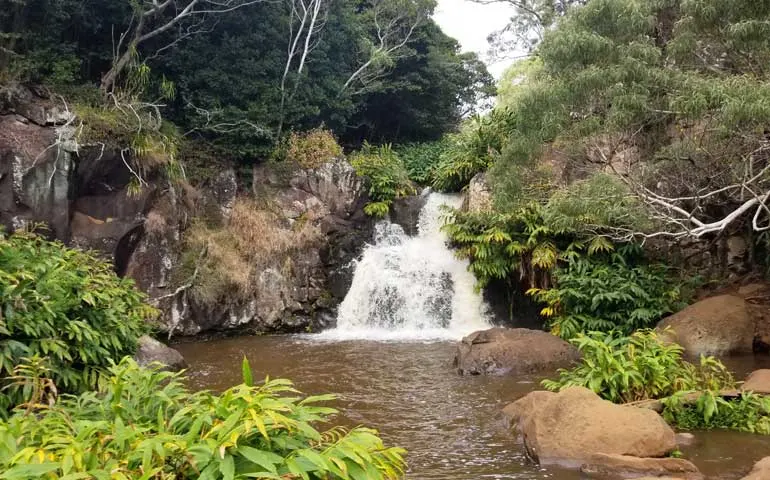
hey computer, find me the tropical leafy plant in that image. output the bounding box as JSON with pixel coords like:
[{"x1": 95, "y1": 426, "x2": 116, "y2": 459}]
[
  {"x1": 0, "y1": 230, "x2": 154, "y2": 413},
  {"x1": 0, "y1": 358, "x2": 407, "y2": 480},
  {"x1": 528, "y1": 248, "x2": 686, "y2": 338},
  {"x1": 396, "y1": 139, "x2": 450, "y2": 185},
  {"x1": 543, "y1": 330, "x2": 735, "y2": 404},
  {"x1": 663, "y1": 390, "x2": 770, "y2": 435},
  {"x1": 351, "y1": 143, "x2": 415, "y2": 217},
  {"x1": 431, "y1": 110, "x2": 513, "y2": 192},
  {"x1": 442, "y1": 205, "x2": 600, "y2": 290}
]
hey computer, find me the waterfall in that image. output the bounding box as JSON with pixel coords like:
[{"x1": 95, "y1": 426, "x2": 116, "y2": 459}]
[{"x1": 318, "y1": 192, "x2": 491, "y2": 341}]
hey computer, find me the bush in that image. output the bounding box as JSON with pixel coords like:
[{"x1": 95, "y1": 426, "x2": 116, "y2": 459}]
[
  {"x1": 663, "y1": 390, "x2": 770, "y2": 434},
  {"x1": 0, "y1": 358, "x2": 407, "y2": 479},
  {"x1": 286, "y1": 128, "x2": 343, "y2": 169},
  {"x1": 431, "y1": 111, "x2": 512, "y2": 192},
  {"x1": 543, "y1": 330, "x2": 735, "y2": 403},
  {"x1": 528, "y1": 248, "x2": 686, "y2": 339},
  {"x1": 350, "y1": 143, "x2": 414, "y2": 217},
  {"x1": 442, "y1": 205, "x2": 603, "y2": 290},
  {"x1": 0, "y1": 231, "x2": 154, "y2": 411},
  {"x1": 396, "y1": 140, "x2": 449, "y2": 185}
]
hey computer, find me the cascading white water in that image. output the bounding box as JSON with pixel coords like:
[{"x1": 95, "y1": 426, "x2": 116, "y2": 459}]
[{"x1": 318, "y1": 192, "x2": 491, "y2": 341}]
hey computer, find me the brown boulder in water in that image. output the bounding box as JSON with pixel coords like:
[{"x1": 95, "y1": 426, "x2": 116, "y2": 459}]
[
  {"x1": 580, "y1": 453, "x2": 702, "y2": 479},
  {"x1": 741, "y1": 370, "x2": 770, "y2": 394},
  {"x1": 656, "y1": 295, "x2": 754, "y2": 356},
  {"x1": 507, "y1": 387, "x2": 677, "y2": 465},
  {"x1": 454, "y1": 327, "x2": 579, "y2": 375}
]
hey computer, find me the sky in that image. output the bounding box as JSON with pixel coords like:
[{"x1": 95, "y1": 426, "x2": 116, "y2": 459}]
[{"x1": 432, "y1": 0, "x2": 516, "y2": 78}]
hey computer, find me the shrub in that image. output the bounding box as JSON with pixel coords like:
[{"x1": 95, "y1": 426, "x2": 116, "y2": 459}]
[
  {"x1": 528, "y1": 248, "x2": 686, "y2": 339},
  {"x1": 543, "y1": 330, "x2": 735, "y2": 403},
  {"x1": 396, "y1": 140, "x2": 450, "y2": 185},
  {"x1": 663, "y1": 390, "x2": 770, "y2": 434},
  {"x1": 431, "y1": 110, "x2": 513, "y2": 192},
  {"x1": 0, "y1": 358, "x2": 407, "y2": 479},
  {"x1": 350, "y1": 143, "x2": 415, "y2": 217},
  {"x1": 0, "y1": 231, "x2": 154, "y2": 412},
  {"x1": 286, "y1": 128, "x2": 343, "y2": 169},
  {"x1": 442, "y1": 205, "x2": 594, "y2": 290},
  {"x1": 178, "y1": 197, "x2": 322, "y2": 306}
]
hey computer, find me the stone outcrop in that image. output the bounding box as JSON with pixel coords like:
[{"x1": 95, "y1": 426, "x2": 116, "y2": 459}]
[
  {"x1": 454, "y1": 328, "x2": 580, "y2": 375},
  {"x1": 507, "y1": 387, "x2": 677, "y2": 465},
  {"x1": 741, "y1": 370, "x2": 770, "y2": 394},
  {"x1": 133, "y1": 335, "x2": 187, "y2": 371},
  {"x1": 1, "y1": 85, "x2": 374, "y2": 337},
  {"x1": 462, "y1": 172, "x2": 493, "y2": 214},
  {"x1": 656, "y1": 295, "x2": 755, "y2": 356},
  {"x1": 389, "y1": 189, "x2": 428, "y2": 236},
  {"x1": 742, "y1": 457, "x2": 770, "y2": 480}
]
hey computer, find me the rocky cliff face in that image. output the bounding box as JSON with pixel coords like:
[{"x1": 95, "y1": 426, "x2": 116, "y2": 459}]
[{"x1": 0, "y1": 86, "x2": 373, "y2": 337}]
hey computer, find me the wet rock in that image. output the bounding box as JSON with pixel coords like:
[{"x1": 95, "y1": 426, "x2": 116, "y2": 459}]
[
  {"x1": 390, "y1": 190, "x2": 428, "y2": 236},
  {"x1": 742, "y1": 457, "x2": 770, "y2": 480},
  {"x1": 741, "y1": 370, "x2": 770, "y2": 394},
  {"x1": 675, "y1": 433, "x2": 696, "y2": 447},
  {"x1": 134, "y1": 335, "x2": 187, "y2": 371},
  {"x1": 454, "y1": 328, "x2": 580, "y2": 375},
  {"x1": 0, "y1": 104, "x2": 76, "y2": 239},
  {"x1": 463, "y1": 172, "x2": 493, "y2": 213},
  {"x1": 657, "y1": 295, "x2": 754, "y2": 356},
  {"x1": 508, "y1": 387, "x2": 677, "y2": 464},
  {"x1": 580, "y1": 454, "x2": 702, "y2": 480}
]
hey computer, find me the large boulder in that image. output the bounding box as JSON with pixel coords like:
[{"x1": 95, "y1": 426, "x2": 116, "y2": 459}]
[
  {"x1": 656, "y1": 295, "x2": 754, "y2": 356},
  {"x1": 134, "y1": 335, "x2": 187, "y2": 371},
  {"x1": 741, "y1": 370, "x2": 770, "y2": 394},
  {"x1": 508, "y1": 387, "x2": 677, "y2": 465},
  {"x1": 454, "y1": 328, "x2": 580, "y2": 375},
  {"x1": 742, "y1": 457, "x2": 770, "y2": 480}
]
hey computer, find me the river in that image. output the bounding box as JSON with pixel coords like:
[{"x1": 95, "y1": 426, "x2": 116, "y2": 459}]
[{"x1": 177, "y1": 192, "x2": 770, "y2": 479}]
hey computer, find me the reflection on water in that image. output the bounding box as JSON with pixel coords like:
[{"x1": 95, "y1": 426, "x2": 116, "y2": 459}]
[{"x1": 175, "y1": 336, "x2": 770, "y2": 480}]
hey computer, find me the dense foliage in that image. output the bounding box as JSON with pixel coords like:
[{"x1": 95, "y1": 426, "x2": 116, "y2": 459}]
[
  {"x1": 0, "y1": 358, "x2": 406, "y2": 479},
  {"x1": 543, "y1": 330, "x2": 734, "y2": 403},
  {"x1": 663, "y1": 390, "x2": 770, "y2": 435},
  {"x1": 0, "y1": 231, "x2": 153, "y2": 412},
  {"x1": 351, "y1": 144, "x2": 415, "y2": 217},
  {"x1": 528, "y1": 249, "x2": 685, "y2": 338},
  {"x1": 1, "y1": 0, "x2": 493, "y2": 159}
]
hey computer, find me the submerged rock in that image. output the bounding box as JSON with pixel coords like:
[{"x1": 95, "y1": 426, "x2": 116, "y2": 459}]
[
  {"x1": 657, "y1": 295, "x2": 754, "y2": 356},
  {"x1": 454, "y1": 327, "x2": 579, "y2": 375},
  {"x1": 134, "y1": 335, "x2": 187, "y2": 371},
  {"x1": 507, "y1": 387, "x2": 677, "y2": 465},
  {"x1": 580, "y1": 454, "x2": 702, "y2": 480},
  {"x1": 742, "y1": 457, "x2": 770, "y2": 480}
]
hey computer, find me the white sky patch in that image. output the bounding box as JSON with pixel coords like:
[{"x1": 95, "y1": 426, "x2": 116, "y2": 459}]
[{"x1": 433, "y1": 0, "x2": 516, "y2": 78}]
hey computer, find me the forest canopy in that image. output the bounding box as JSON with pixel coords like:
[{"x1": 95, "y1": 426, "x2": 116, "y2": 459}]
[{"x1": 0, "y1": 0, "x2": 494, "y2": 158}]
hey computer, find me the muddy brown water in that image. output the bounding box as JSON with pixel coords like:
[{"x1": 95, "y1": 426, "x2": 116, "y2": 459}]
[{"x1": 175, "y1": 336, "x2": 770, "y2": 480}]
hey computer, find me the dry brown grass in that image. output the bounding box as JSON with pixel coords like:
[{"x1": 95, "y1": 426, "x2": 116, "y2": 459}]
[{"x1": 181, "y1": 197, "x2": 322, "y2": 305}]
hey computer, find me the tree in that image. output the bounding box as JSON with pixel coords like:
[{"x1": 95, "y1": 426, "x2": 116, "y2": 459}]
[
  {"x1": 340, "y1": 0, "x2": 435, "y2": 95},
  {"x1": 100, "y1": 0, "x2": 270, "y2": 93},
  {"x1": 479, "y1": 0, "x2": 586, "y2": 60},
  {"x1": 343, "y1": 20, "x2": 495, "y2": 144},
  {"x1": 486, "y1": 0, "x2": 770, "y2": 240}
]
